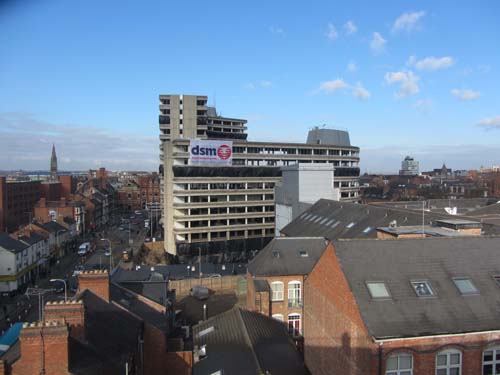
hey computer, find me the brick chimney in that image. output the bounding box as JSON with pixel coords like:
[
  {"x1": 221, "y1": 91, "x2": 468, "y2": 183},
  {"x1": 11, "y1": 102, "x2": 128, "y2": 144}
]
[
  {"x1": 45, "y1": 300, "x2": 86, "y2": 344},
  {"x1": 11, "y1": 321, "x2": 69, "y2": 375},
  {"x1": 78, "y1": 270, "x2": 110, "y2": 302}
]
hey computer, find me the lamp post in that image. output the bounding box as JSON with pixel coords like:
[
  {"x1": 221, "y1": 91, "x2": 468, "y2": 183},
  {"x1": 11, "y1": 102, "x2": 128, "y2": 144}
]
[
  {"x1": 49, "y1": 279, "x2": 67, "y2": 303},
  {"x1": 100, "y1": 238, "x2": 113, "y2": 271}
]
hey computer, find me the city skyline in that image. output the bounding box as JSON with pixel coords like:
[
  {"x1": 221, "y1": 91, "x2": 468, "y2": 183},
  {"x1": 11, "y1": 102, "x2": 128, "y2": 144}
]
[{"x1": 1, "y1": 0, "x2": 499, "y2": 172}]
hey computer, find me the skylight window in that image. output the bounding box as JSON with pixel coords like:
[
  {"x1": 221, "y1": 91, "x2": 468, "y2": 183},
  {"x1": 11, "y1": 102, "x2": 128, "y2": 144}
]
[
  {"x1": 313, "y1": 216, "x2": 323, "y2": 223},
  {"x1": 494, "y1": 276, "x2": 500, "y2": 287},
  {"x1": 325, "y1": 219, "x2": 335, "y2": 226},
  {"x1": 366, "y1": 282, "x2": 390, "y2": 299},
  {"x1": 411, "y1": 281, "x2": 435, "y2": 297},
  {"x1": 320, "y1": 218, "x2": 328, "y2": 225},
  {"x1": 309, "y1": 215, "x2": 317, "y2": 221},
  {"x1": 362, "y1": 226, "x2": 372, "y2": 234},
  {"x1": 330, "y1": 221, "x2": 339, "y2": 229},
  {"x1": 346, "y1": 222, "x2": 355, "y2": 229},
  {"x1": 453, "y1": 277, "x2": 478, "y2": 295},
  {"x1": 197, "y1": 326, "x2": 215, "y2": 338},
  {"x1": 299, "y1": 250, "x2": 308, "y2": 257}
]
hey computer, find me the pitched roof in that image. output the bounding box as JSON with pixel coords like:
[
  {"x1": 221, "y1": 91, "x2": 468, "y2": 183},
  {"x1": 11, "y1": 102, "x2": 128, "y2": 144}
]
[
  {"x1": 247, "y1": 237, "x2": 328, "y2": 277},
  {"x1": 34, "y1": 221, "x2": 68, "y2": 233},
  {"x1": 281, "y1": 199, "x2": 500, "y2": 239},
  {"x1": 0, "y1": 233, "x2": 28, "y2": 253},
  {"x1": 18, "y1": 232, "x2": 46, "y2": 245},
  {"x1": 332, "y1": 236, "x2": 500, "y2": 339},
  {"x1": 193, "y1": 307, "x2": 307, "y2": 375}
]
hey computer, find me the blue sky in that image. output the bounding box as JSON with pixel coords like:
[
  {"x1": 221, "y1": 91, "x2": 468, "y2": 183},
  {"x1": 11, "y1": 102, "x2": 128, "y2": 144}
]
[{"x1": 1, "y1": 0, "x2": 499, "y2": 172}]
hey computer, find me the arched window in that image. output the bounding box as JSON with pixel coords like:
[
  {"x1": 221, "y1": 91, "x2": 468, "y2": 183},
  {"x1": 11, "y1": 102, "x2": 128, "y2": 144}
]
[
  {"x1": 287, "y1": 314, "x2": 301, "y2": 336},
  {"x1": 483, "y1": 346, "x2": 500, "y2": 375},
  {"x1": 436, "y1": 349, "x2": 461, "y2": 375},
  {"x1": 272, "y1": 314, "x2": 284, "y2": 322},
  {"x1": 270, "y1": 281, "x2": 284, "y2": 301},
  {"x1": 386, "y1": 353, "x2": 413, "y2": 375},
  {"x1": 288, "y1": 281, "x2": 302, "y2": 308}
]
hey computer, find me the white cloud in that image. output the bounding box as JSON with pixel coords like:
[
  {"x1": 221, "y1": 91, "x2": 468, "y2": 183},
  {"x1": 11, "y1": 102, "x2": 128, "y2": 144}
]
[
  {"x1": 478, "y1": 116, "x2": 500, "y2": 130},
  {"x1": 451, "y1": 89, "x2": 480, "y2": 101},
  {"x1": 269, "y1": 26, "x2": 285, "y2": 36},
  {"x1": 414, "y1": 99, "x2": 433, "y2": 113},
  {"x1": 245, "y1": 81, "x2": 272, "y2": 90},
  {"x1": 384, "y1": 70, "x2": 420, "y2": 98},
  {"x1": 370, "y1": 32, "x2": 386, "y2": 55},
  {"x1": 412, "y1": 56, "x2": 455, "y2": 71},
  {"x1": 0, "y1": 112, "x2": 157, "y2": 171},
  {"x1": 344, "y1": 20, "x2": 357, "y2": 35},
  {"x1": 347, "y1": 61, "x2": 357, "y2": 72},
  {"x1": 325, "y1": 23, "x2": 338, "y2": 41},
  {"x1": 352, "y1": 83, "x2": 371, "y2": 100},
  {"x1": 316, "y1": 79, "x2": 348, "y2": 93},
  {"x1": 392, "y1": 11, "x2": 425, "y2": 33}
]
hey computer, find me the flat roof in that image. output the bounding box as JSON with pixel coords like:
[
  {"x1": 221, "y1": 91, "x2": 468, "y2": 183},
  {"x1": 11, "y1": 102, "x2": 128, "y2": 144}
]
[{"x1": 377, "y1": 225, "x2": 475, "y2": 237}]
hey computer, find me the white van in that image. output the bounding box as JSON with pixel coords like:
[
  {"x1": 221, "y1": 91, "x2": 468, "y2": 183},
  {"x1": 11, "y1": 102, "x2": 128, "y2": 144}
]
[{"x1": 78, "y1": 242, "x2": 90, "y2": 256}]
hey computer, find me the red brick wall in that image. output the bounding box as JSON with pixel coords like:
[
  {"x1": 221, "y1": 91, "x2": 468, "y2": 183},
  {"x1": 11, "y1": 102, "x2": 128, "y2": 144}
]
[
  {"x1": 12, "y1": 322, "x2": 69, "y2": 375},
  {"x1": 164, "y1": 351, "x2": 193, "y2": 375},
  {"x1": 77, "y1": 270, "x2": 109, "y2": 302},
  {"x1": 245, "y1": 274, "x2": 271, "y2": 315},
  {"x1": 380, "y1": 333, "x2": 500, "y2": 375},
  {"x1": 304, "y1": 243, "x2": 375, "y2": 375},
  {"x1": 58, "y1": 175, "x2": 75, "y2": 199},
  {"x1": 0, "y1": 178, "x2": 41, "y2": 233},
  {"x1": 44, "y1": 301, "x2": 86, "y2": 344},
  {"x1": 264, "y1": 275, "x2": 305, "y2": 325}
]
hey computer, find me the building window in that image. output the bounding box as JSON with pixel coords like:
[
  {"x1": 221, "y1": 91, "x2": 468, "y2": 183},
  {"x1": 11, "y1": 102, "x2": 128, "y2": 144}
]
[
  {"x1": 386, "y1": 353, "x2": 412, "y2": 375},
  {"x1": 411, "y1": 280, "x2": 435, "y2": 297},
  {"x1": 287, "y1": 314, "x2": 301, "y2": 336},
  {"x1": 366, "y1": 281, "x2": 391, "y2": 299},
  {"x1": 270, "y1": 281, "x2": 284, "y2": 301},
  {"x1": 288, "y1": 281, "x2": 302, "y2": 308},
  {"x1": 272, "y1": 314, "x2": 284, "y2": 322},
  {"x1": 436, "y1": 349, "x2": 461, "y2": 375},
  {"x1": 483, "y1": 346, "x2": 500, "y2": 375},
  {"x1": 452, "y1": 277, "x2": 479, "y2": 295}
]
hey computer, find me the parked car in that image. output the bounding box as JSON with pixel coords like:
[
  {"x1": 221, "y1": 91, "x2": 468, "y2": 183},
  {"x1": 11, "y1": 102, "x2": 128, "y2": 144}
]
[
  {"x1": 77, "y1": 242, "x2": 90, "y2": 256},
  {"x1": 104, "y1": 249, "x2": 111, "y2": 256},
  {"x1": 52, "y1": 280, "x2": 66, "y2": 294},
  {"x1": 190, "y1": 285, "x2": 209, "y2": 300},
  {"x1": 72, "y1": 265, "x2": 85, "y2": 277}
]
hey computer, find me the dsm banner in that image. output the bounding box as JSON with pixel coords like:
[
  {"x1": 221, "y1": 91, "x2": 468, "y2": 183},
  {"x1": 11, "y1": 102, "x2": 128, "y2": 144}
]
[{"x1": 189, "y1": 139, "x2": 233, "y2": 166}]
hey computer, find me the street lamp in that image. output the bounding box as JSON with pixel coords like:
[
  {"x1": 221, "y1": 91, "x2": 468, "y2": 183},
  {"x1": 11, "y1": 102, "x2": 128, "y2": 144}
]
[
  {"x1": 100, "y1": 238, "x2": 113, "y2": 271},
  {"x1": 49, "y1": 279, "x2": 67, "y2": 303}
]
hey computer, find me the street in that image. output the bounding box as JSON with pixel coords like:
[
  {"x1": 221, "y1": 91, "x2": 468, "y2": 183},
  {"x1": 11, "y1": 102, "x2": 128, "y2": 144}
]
[{"x1": 0, "y1": 211, "x2": 154, "y2": 334}]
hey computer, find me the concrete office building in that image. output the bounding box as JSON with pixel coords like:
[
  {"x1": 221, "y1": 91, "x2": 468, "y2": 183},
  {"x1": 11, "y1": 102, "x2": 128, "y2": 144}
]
[
  {"x1": 399, "y1": 155, "x2": 419, "y2": 176},
  {"x1": 159, "y1": 94, "x2": 360, "y2": 257}
]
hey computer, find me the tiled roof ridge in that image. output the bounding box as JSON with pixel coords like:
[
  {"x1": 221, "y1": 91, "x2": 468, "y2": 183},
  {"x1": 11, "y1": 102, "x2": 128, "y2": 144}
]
[{"x1": 236, "y1": 308, "x2": 263, "y2": 374}]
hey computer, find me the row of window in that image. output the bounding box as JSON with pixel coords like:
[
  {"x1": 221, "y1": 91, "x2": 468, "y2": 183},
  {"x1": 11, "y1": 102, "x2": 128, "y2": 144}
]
[
  {"x1": 270, "y1": 281, "x2": 301, "y2": 302},
  {"x1": 387, "y1": 348, "x2": 500, "y2": 375},
  {"x1": 367, "y1": 276, "x2": 500, "y2": 300},
  {"x1": 272, "y1": 313, "x2": 301, "y2": 336}
]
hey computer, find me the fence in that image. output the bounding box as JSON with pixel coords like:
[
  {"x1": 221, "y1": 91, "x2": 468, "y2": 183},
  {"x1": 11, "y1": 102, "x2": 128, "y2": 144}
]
[{"x1": 170, "y1": 275, "x2": 245, "y2": 296}]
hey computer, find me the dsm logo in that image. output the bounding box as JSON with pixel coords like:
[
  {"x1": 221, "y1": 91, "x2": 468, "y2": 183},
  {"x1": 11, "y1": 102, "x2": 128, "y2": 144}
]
[{"x1": 191, "y1": 144, "x2": 232, "y2": 160}]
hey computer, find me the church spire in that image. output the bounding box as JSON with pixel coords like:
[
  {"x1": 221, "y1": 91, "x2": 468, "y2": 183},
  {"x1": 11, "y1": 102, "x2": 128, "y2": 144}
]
[{"x1": 50, "y1": 144, "x2": 58, "y2": 182}]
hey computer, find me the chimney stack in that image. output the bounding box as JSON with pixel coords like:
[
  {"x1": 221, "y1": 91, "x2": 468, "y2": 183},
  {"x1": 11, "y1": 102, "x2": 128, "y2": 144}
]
[
  {"x1": 77, "y1": 270, "x2": 110, "y2": 302},
  {"x1": 45, "y1": 300, "x2": 86, "y2": 344}
]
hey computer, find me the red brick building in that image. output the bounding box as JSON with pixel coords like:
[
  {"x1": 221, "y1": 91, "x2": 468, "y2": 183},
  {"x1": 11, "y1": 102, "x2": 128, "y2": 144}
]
[
  {"x1": 117, "y1": 172, "x2": 161, "y2": 211},
  {"x1": 6, "y1": 270, "x2": 192, "y2": 375},
  {"x1": 0, "y1": 177, "x2": 41, "y2": 232},
  {"x1": 246, "y1": 237, "x2": 330, "y2": 338},
  {"x1": 303, "y1": 236, "x2": 500, "y2": 375},
  {"x1": 34, "y1": 197, "x2": 86, "y2": 234}
]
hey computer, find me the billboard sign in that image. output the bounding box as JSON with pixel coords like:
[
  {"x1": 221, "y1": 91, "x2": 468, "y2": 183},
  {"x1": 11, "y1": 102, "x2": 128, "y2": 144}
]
[{"x1": 189, "y1": 139, "x2": 233, "y2": 166}]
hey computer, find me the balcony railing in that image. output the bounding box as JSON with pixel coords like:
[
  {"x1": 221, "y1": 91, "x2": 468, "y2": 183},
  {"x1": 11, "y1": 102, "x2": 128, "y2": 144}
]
[{"x1": 288, "y1": 298, "x2": 303, "y2": 309}]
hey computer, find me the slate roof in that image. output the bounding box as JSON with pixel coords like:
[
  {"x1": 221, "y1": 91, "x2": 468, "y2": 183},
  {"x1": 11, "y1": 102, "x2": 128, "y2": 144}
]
[
  {"x1": 18, "y1": 232, "x2": 46, "y2": 245},
  {"x1": 34, "y1": 221, "x2": 68, "y2": 234},
  {"x1": 0, "y1": 233, "x2": 28, "y2": 253},
  {"x1": 247, "y1": 237, "x2": 328, "y2": 277},
  {"x1": 332, "y1": 236, "x2": 500, "y2": 339},
  {"x1": 253, "y1": 279, "x2": 270, "y2": 292},
  {"x1": 76, "y1": 289, "x2": 143, "y2": 373},
  {"x1": 193, "y1": 307, "x2": 307, "y2": 375},
  {"x1": 281, "y1": 199, "x2": 500, "y2": 239}
]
